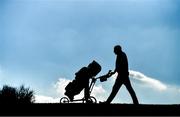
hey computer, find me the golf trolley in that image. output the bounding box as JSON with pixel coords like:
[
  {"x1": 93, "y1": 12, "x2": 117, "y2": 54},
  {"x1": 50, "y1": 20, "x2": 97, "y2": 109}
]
[{"x1": 60, "y1": 70, "x2": 113, "y2": 103}]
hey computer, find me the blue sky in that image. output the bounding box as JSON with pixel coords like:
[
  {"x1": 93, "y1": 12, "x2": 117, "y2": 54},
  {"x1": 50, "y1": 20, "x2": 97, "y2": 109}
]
[{"x1": 0, "y1": 0, "x2": 180, "y2": 104}]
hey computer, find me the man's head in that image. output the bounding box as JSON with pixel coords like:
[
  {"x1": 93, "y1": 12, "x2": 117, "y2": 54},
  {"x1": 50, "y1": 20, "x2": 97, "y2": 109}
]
[{"x1": 114, "y1": 45, "x2": 122, "y2": 55}]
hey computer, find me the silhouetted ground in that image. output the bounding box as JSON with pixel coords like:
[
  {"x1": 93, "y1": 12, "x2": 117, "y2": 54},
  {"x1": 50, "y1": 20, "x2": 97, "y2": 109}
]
[{"x1": 0, "y1": 103, "x2": 179, "y2": 116}]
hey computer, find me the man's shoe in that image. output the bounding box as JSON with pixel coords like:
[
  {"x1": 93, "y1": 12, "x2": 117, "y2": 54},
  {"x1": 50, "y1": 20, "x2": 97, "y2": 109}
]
[{"x1": 134, "y1": 102, "x2": 139, "y2": 105}]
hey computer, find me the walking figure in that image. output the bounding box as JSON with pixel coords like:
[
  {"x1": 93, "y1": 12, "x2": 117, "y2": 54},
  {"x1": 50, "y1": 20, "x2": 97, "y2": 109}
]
[{"x1": 101, "y1": 45, "x2": 139, "y2": 104}]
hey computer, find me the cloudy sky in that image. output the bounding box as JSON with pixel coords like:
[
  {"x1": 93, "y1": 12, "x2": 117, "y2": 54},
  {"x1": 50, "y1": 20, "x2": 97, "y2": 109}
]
[{"x1": 0, "y1": 0, "x2": 180, "y2": 104}]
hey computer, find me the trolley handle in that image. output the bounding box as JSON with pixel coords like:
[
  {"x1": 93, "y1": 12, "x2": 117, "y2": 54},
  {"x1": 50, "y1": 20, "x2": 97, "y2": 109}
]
[{"x1": 94, "y1": 70, "x2": 113, "y2": 80}]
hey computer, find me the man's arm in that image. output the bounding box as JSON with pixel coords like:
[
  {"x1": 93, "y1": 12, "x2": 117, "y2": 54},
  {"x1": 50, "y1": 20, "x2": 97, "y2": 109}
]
[{"x1": 112, "y1": 56, "x2": 118, "y2": 75}]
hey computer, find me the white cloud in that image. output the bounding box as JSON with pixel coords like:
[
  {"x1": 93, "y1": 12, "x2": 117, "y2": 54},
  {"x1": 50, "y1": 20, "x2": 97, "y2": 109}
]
[
  {"x1": 111, "y1": 70, "x2": 167, "y2": 91},
  {"x1": 34, "y1": 78, "x2": 71, "y2": 103},
  {"x1": 129, "y1": 70, "x2": 167, "y2": 91},
  {"x1": 108, "y1": 70, "x2": 180, "y2": 104},
  {"x1": 35, "y1": 95, "x2": 59, "y2": 103},
  {"x1": 91, "y1": 84, "x2": 106, "y2": 101},
  {"x1": 34, "y1": 72, "x2": 180, "y2": 104},
  {"x1": 53, "y1": 78, "x2": 107, "y2": 102},
  {"x1": 53, "y1": 78, "x2": 84, "y2": 101},
  {"x1": 92, "y1": 84, "x2": 106, "y2": 95},
  {"x1": 53, "y1": 78, "x2": 71, "y2": 96}
]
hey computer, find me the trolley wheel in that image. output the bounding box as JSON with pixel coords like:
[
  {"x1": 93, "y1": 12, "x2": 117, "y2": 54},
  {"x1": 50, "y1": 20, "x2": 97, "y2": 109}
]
[
  {"x1": 83, "y1": 96, "x2": 97, "y2": 103},
  {"x1": 90, "y1": 96, "x2": 97, "y2": 103},
  {"x1": 60, "y1": 97, "x2": 70, "y2": 103}
]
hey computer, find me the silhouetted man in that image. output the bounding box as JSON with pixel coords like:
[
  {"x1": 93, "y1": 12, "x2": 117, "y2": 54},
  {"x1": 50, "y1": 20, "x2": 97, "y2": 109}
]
[{"x1": 102, "y1": 45, "x2": 139, "y2": 104}]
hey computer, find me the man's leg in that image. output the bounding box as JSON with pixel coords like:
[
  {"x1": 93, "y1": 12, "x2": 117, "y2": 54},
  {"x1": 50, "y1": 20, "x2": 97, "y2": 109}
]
[
  {"x1": 124, "y1": 78, "x2": 139, "y2": 104},
  {"x1": 106, "y1": 80, "x2": 123, "y2": 103}
]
